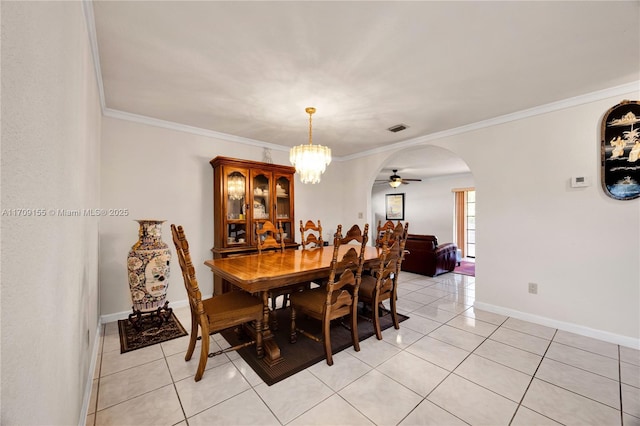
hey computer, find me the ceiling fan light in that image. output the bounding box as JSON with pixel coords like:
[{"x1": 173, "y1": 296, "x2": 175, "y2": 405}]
[{"x1": 389, "y1": 180, "x2": 402, "y2": 188}]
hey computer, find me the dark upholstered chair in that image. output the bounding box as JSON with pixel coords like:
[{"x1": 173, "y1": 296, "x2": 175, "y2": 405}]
[{"x1": 401, "y1": 234, "x2": 457, "y2": 277}]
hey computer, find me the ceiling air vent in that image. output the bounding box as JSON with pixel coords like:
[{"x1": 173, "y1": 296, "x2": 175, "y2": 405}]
[{"x1": 387, "y1": 124, "x2": 408, "y2": 133}]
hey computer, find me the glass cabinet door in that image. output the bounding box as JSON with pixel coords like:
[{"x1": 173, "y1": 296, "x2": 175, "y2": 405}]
[
  {"x1": 225, "y1": 169, "x2": 248, "y2": 246},
  {"x1": 251, "y1": 170, "x2": 271, "y2": 244},
  {"x1": 275, "y1": 175, "x2": 292, "y2": 242}
]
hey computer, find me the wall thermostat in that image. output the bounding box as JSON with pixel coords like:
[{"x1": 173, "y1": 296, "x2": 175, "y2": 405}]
[{"x1": 570, "y1": 176, "x2": 591, "y2": 188}]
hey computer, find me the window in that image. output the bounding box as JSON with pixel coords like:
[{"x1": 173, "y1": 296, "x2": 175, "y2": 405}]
[
  {"x1": 453, "y1": 187, "x2": 475, "y2": 259},
  {"x1": 466, "y1": 190, "x2": 475, "y2": 258}
]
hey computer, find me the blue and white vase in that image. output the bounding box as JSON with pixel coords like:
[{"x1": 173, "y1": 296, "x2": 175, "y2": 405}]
[{"x1": 127, "y1": 220, "x2": 171, "y2": 313}]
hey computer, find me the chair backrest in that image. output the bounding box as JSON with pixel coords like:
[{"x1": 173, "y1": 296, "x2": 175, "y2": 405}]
[
  {"x1": 375, "y1": 220, "x2": 408, "y2": 248},
  {"x1": 256, "y1": 220, "x2": 285, "y2": 253},
  {"x1": 300, "y1": 219, "x2": 323, "y2": 249},
  {"x1": 395, "y1": 222, "x2": 410, "y2": 272},
  {"x1": 326, "y1": 223, "x2": 369, "y2": 304},
  {"x1": 171, "y1": 224, "x2": 205, "y2": 316},
  {"x1": 375, "y1": 220, "x2": 397, "y2": 247},
  {"x1": 371, "y1": 230, "x2": 403, "y2": 297},
  {"x1": 392, "y1": 222, "x2": 409, "y2": 256},
  {"x1": 337, "y1": 223, "x2": 369, "y2": 247}
]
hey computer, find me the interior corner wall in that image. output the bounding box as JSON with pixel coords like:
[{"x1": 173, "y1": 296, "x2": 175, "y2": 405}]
[
  {"x1": 1, "y1": 2, "x2": 102, "y2": 424},
  {"x1": 346, "y1": 91, "x2": 640, "y2": 345},
  {"x1": 372, "y1": 172, "x2": 474, "y2": 241}
]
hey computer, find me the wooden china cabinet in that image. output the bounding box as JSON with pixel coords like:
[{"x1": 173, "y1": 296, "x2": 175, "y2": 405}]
[{"x1": 210, "y1": 156, "x2": 298, "y2": 294}]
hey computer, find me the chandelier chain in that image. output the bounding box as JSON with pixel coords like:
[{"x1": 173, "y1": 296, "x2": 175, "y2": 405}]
[{"x1": 306, "y1": 107, "x2": 315, "y2": 146}]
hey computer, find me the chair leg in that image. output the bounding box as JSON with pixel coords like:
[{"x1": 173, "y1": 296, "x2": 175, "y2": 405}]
[
  {"x1": 390, "y1": 294, "x2": 400, "y2": 330},
  {"x1": 195, "y1": 333, "x2": 209, "y2": 382},
  {"x1": 289, "y1": 307, "x2": 297, "y2": 343},
  {"x1": 322, "y1": 317, "x2": 333, "y2": 366},
  {"x1": 185, "y1": 315, "x2": 198, "y2": 361},
  {"x1": 372, "y1": 299, "x2": 383, "y2": 340},
  {"x1": 269, "y1": 293, "x2": 281, "y2": 331},
  {"x1": 351, "y1": 307, "x2": 360, "y2": 352}
]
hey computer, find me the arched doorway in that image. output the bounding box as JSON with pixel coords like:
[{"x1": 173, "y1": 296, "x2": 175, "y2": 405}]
[{"x1": 370, "y1": 145, "x2": 474, "y2": 260}]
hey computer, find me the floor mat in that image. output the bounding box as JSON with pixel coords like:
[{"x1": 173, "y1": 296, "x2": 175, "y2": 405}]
[{"x1": 222, "y1": 307, "x2": 408, "y2": 386}]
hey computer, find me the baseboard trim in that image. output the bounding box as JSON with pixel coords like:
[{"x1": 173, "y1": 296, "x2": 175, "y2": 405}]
[
  {"x1": 99, "y1": 298, "x2": 198, "y2": 324},
  {"x1": 474, "y1": 301, "x2": 640, "y2": 350},
  {"x1": 78, "y1": 322, "x2": 102, "y2": 426}
]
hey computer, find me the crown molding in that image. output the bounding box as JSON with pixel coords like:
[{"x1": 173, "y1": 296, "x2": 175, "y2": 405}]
[
  {"x1": 103, "y1": 109, "x2": 290, "y2": 152},
  {"x1": 102, "y1": 81, "x2": 639, "y2": 163},
  {"x1": 84, "y1": 7, "x2": 638, "y2": 162},
  {"x1": 341, "y1": 80, "x2": 640, "y2": 161}
]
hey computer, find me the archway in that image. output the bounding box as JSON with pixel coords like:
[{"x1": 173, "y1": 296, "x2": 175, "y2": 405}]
[{"x1": 370, "y1": 145, "x2": 475, "y2": 260}]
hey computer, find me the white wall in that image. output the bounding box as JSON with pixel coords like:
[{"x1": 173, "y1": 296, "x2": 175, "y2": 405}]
[
  {"x1": 1, "y1": 2, "x2": 102, "y2": 424},
  {"x1": 100, "y1": 117, "x2": 346, "y2": 316},
  {"x1": 344, "y1": 91, "x2": 640, "y2": 346}
]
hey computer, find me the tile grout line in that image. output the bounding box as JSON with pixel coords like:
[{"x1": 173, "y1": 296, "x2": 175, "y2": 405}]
[
  {"x1": 399, "y1": 304, "x2": 505, "y2": 425},
  {"x1": 507, "y1": 328, "x2": 557, "y2": 425},
  {"x1": 618, "y1": 345, "x2": 624, "y2": 426},
  {"x1": 160, "y1": 340, "x2": 190, "y2": 425}
]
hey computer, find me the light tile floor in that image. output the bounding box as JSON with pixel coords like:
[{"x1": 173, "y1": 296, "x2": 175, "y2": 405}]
[{"x1": 86, "y1": 272, "x2": 640, "y2": 426}]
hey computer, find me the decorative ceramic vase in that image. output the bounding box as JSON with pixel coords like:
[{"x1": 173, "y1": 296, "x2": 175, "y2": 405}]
[{"x1": 127, "y1": 220, "x2": 171, "y2": 313}]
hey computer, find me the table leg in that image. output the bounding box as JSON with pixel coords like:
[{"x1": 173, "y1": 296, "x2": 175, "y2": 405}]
[{"x1": 259, "y1": 291, "x2": 283, "y2": 366}]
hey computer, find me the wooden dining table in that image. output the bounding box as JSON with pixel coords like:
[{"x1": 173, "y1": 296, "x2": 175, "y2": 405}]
[{"x1": 204, "y1": 245, "x2": 382, "y2": 366}]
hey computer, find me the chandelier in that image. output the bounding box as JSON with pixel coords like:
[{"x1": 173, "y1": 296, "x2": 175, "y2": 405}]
[
  {"x1": 289, "y1": 107, "x2": 332, "y2": 184},
  {"x1": 227, "y1": 172, "x2": 245, "y2": 200}
]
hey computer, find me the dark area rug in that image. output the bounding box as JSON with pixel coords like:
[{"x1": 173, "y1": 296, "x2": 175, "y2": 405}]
[
  {"x1": 454, "y1": 260, "x2": 475, "y2": 276},
  {"x1": 118, "y1": 312, "x2": 188, "y2": 353},
  {"x1": 222, "y1": 307, "x2": 408, "y2": 386}
]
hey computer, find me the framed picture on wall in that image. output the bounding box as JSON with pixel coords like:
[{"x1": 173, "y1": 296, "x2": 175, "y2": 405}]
[
  {"x1": 601, "y1": 100, "x2": 640, "y2": 200},
  {"x1": 385, "y1": 193, "x2": 405, "y2": 220}
]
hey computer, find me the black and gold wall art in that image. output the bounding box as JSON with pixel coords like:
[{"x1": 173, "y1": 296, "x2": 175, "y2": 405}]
[{"x1": 601, "y1": 100, "x2": 640, "y2": 200}]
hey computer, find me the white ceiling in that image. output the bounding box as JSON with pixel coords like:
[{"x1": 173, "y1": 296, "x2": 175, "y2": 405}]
[{"x1": 92, "y1": 1, "x2": 640, "y2": 179}]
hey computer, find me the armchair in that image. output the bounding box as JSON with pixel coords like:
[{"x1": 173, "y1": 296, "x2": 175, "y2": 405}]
[{"x1": 401, "y1": 234, "x2": 457, "y2": 277}]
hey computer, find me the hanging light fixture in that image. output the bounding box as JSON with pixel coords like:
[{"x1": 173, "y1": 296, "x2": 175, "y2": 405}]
[{"x1": 289, "y1": 107, "x2": 332, "y2": 184}]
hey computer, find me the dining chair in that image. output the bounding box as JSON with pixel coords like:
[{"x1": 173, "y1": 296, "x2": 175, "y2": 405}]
[
  {"x1": 170, "y1": 224, "x2": 264, "y2": 382},
  {"x1": 375, "y1": 220, "x2": 405, "y2": 248},
  {"x1": 300, "y1": 219, "x2": 323, "y2": 249},
  {"x1": 256, "y1": 220, "x2": 285, "y2": 253},
  {"x1": 289, "y1": 223, "x2": 369, "y2": 365},
  {"x1": 337, "y1": 223, "x2": 369, "y2": 246},
  {"x1": 255, "y1": 220, "x2": 298, "y2": 329},
  {"x1": 358, "y1": 222, "x2": 409, "y2": 340}
]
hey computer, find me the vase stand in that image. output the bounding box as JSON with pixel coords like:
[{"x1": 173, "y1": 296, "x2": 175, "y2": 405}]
[{"x1": 128, "y1": 301, "x2": 173, "y2": 330}]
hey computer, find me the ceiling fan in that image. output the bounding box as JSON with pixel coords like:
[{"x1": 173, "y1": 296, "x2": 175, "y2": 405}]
[{"x1": 375, "y1": 169, "x2": 423, "y2": 188}]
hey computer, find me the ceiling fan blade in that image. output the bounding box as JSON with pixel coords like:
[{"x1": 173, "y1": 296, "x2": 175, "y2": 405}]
[{"x1": 402, "y1": 178, "x2": 422, "y2": 182}]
